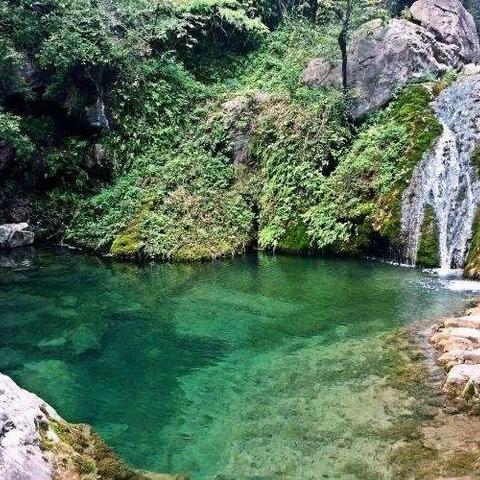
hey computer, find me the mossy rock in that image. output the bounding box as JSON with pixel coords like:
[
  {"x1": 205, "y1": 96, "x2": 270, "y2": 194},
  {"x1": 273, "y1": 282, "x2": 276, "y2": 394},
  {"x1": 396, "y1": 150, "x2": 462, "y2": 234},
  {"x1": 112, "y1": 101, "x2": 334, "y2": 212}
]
[
  {"x1": 417, "y1": 205, "x2": 440, "y2": 268},
  {"x1": 465, "y1": 208, "x2": 480, "y2": 279},
  {"x1": 110, "y1": 230, "x2": 143, "y2": 257},
  {"x1": 171, "y1": 240, "x2": 234, "y2": 262},
  {"x1": 110, "y1": 203, "x2": 151, "y2": 257},
  {"x1": 471, "y1": 143, "x2": 480, "y2": 176},
  {"x1": 277, "y1": 222, "x2": 311, "y2": 254},
  {"x1": 375, "y1": 86, "x2": 443, "y2": 243}
]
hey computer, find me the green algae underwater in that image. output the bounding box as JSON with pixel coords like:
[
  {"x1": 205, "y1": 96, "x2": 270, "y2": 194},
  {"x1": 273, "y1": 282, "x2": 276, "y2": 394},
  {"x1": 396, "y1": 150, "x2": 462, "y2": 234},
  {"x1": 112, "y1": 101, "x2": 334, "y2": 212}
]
[{"x1": 0, "y1": 249, "x2": 475, "y2": 478}]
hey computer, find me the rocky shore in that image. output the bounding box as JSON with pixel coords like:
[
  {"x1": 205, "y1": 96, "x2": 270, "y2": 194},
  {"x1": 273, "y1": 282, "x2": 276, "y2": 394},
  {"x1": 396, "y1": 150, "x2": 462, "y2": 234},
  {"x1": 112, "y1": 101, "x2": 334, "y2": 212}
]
[
  {"x1": 431, "y1": 301, "x2": 480, "y2": 403},
  {"x1": 0, "y1": 373, "x2": 182, "y2": 480}
]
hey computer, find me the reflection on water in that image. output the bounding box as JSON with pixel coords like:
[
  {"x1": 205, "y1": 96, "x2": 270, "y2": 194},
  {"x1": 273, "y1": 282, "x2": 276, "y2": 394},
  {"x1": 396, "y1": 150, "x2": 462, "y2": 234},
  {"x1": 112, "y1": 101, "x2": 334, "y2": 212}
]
[{"x1": 0, "y1": 248, "x2": 473, "y2": 478}]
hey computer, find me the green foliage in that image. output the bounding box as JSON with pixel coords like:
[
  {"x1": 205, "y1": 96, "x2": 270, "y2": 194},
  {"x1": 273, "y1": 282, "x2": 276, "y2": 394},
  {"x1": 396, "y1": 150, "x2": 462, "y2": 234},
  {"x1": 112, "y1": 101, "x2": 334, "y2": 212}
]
[
  {"x1": 417, "y1": 205, "x2": 440, "y2": 268},
  {"x1": 304, "y1": 84, "x2": 443, "y2": 254},
  {"x1": 0, "y1": 0, "x2": 460, "y2": 263},
  {"x1": 251, "y1": 90, "x2": 350, "y2": 251},
  {"x1": 234, "y1": 17, "x2": 340, "y2": 94},
  {"x1": 465, "y1": 209, "x2": 480, "y2": 279},
  {"x1": 63, "y1": 17, "x2": 346, "y2": 260},
  {"x1": 0, "y1": 111, "x2": 34, "y2": 160},
  {"x1": 471, "y1": 143, "x2": 480, "y2": 175},
  {"x1": 65, "y1": 73, "x2": 256, "y2": 259},
  {"x1": 277, "y1": 221, "x2": 311, "y2": 253}
]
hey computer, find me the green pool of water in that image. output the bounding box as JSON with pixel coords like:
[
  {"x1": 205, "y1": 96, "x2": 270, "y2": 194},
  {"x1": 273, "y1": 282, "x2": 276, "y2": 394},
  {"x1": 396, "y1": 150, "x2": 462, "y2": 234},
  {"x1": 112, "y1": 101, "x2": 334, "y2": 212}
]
[{"x1": 0, "y1": 249, "x2": 473, "y2": 478}]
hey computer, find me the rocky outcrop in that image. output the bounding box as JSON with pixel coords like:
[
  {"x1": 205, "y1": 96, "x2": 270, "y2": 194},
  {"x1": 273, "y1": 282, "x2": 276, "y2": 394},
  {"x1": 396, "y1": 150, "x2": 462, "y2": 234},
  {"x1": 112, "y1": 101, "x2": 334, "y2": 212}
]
[
  {"x1": 221, "y1": 93, "x2": 268, "y2": 167},
  {"x1": 430, "y1": 303, "x2": 480, "y2": 400},
  {"x1": 410, "y1": 0, "x2": 480, "y2": 66},
  {"x1": 85, "y1": 98, "x2": 109, "y2": 130},
  {"x1": 303, "y1": 0, "x2": 480, "y2": 119},
  {"x1": 0, "y1": 373, "x2": 182, "y2": 480},
  {"x1": 0, "y1": 223, "x2": 34, "y2": 249},
  {"x1": 0, "y1": 373, "x2": 56, "y2": 480}
]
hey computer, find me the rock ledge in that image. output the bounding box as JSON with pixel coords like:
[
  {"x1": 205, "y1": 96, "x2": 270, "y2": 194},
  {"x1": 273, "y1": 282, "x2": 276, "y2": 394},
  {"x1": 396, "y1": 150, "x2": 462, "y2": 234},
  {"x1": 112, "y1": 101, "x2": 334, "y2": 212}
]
[{"x1": 0, "y1": 223, "x2": 34, "y2": 249}]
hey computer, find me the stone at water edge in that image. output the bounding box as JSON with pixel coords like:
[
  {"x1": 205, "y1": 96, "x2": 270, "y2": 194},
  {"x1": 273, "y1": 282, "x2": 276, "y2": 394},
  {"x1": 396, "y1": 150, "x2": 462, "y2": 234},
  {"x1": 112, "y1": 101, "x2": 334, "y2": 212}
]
[
  {"x1": 438, "y1": 347, "x2": 480, "y2": 367},
  {"x1": 431, "y1": 327, "x2": 480, "y2": 344},
  {"x1": 444, "y1": 364, "x2": 480, "y2": 397},
  {"x1": 0, "y1": 223, "x2": 34, "y2": 249},
  {"x1": 0, "y1": 373, "x2": 180, "y2": 480},
  {"x1": 443, "y1": 315, "x2": 480, "y2": 329},
  {"x1": 0, "y1": 373, "x2": 57, "y2": 480}
]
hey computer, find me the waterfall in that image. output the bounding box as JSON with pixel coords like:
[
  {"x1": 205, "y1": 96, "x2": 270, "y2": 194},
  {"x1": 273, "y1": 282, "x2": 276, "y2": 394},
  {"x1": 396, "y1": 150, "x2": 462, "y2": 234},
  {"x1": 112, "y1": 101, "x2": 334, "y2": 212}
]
[{"x1": 401, "y1": 75, "x2": 480, "y2": 270}]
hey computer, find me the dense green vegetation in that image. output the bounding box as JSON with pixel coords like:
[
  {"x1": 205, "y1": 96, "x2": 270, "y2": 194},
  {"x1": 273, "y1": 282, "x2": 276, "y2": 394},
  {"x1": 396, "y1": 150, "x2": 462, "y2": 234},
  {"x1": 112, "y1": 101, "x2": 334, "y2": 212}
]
[
  {"x1": 303, "y1": 84, "x2": 443, "y2": 255},
  {"x1": 0, "y1": 0, "x2": 475, "y2": 261}
]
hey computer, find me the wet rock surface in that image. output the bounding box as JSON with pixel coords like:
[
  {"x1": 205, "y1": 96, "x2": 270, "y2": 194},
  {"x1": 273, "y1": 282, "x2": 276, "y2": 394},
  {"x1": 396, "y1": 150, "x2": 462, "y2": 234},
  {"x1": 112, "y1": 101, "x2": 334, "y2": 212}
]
[{"x1": 401, "y1": 73, "x2": 480, "y2": 269}]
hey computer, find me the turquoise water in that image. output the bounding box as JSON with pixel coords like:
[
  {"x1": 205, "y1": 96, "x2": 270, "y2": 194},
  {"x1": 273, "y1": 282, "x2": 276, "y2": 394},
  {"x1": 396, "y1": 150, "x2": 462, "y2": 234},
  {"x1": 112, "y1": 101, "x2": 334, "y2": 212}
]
[{"x1": 0, "y1": 249, "x2": 473, "y2": 478}]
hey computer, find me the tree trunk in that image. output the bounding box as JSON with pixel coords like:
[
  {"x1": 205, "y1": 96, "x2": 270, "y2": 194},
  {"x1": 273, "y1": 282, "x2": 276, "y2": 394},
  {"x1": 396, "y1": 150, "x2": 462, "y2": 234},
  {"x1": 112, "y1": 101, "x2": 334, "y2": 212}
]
[
  {"x1": 338, "y1": 29, "x2": 348, "y2": 90},
  {"x1": 309, "y1": 0, "x2": 318, "y2": 21},
  {"x1": 338, "y1": 0, "x2": 353, "y2": 92}
]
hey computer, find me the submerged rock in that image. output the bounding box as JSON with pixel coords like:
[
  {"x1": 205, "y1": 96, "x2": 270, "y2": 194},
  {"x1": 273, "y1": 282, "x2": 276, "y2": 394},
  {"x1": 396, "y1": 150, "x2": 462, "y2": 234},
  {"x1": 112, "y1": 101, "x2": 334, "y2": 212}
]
[
  {"x1": 303, "y1": 0, "x2": 480, "y2": 119},
  {"x1": 0, "y1": 223, "x2": 34, "y2": 249},
  {"x1": 0, "y1": 246, "x2": 35, "y2": 268}
]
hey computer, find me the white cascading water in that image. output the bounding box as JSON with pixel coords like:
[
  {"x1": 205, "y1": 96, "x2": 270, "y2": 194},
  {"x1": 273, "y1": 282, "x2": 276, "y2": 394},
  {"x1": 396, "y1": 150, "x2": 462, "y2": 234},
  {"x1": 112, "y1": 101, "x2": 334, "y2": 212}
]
[{"x1": 401, "y1": 74, "x2": 480, "y2": 270}]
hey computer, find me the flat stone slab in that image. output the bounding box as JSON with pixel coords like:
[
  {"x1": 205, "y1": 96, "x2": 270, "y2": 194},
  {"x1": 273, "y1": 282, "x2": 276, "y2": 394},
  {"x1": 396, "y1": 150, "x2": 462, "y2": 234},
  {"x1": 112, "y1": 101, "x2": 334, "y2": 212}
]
[
  {"x1": 443, "y1": 315, "x2": 480, "y2": 329},
  {"x1": 444, "y1": 364, "x2": 480, "y2": 397},
  {"x1": 432, "y1": 327, "x2": 480, "y2": 344},
  {"x1": 438, "y1": 347, "x2": 480, "y2": 367}
]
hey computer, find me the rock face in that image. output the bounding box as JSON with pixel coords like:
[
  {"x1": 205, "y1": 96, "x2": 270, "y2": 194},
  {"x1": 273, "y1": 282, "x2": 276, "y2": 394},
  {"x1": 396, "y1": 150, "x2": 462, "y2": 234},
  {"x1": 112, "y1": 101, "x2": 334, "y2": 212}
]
[
  {"x1": 0, "y1": 373, "x2": 57, "y2": 480},
  {"x1": 222, "y1": 93, "x2": 268, "y2": 167},
  {"x1": 85, "y1": 97, "x2": 109, "y2": 130},
  {"x1": 303, "y1": 0, "x2": 480, "y2": 119},
  {"x1": 0, "y1": 223, "x2": 34, "y2": 249}
]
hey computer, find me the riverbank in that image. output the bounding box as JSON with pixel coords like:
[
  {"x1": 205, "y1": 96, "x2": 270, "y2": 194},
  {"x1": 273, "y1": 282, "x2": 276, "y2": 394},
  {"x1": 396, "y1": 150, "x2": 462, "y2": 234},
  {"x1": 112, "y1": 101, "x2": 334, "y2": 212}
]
[
  {"x1": 388, "y1": 300, "x2": 480, "y2": 478},
  {"x1": 430, "y1": 301, "x2": 480, "y2": 405}
]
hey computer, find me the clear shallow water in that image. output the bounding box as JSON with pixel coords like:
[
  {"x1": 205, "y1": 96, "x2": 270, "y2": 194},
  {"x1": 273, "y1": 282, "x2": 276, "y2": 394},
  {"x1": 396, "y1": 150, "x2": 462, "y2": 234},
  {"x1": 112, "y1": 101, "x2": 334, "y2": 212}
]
[{"x1": 0, "y1": 248, "x2": 475, "y2": 478}]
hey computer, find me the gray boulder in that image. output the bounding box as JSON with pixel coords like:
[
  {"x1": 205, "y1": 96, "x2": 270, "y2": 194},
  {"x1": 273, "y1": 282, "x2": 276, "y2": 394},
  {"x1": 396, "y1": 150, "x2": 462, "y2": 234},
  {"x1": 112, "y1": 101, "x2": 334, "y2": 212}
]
[
  {"x1": 85, "y1": 97, "x2": 109, "y2": 129},
  {"x1": 0, "y1": 223, "x2": 34, "y2": 249},
  {"x1": 410, "y1": 0, "x2": 480, "y2": 65},
  {"x1": 0, "y1": 373, "x2": 179, "y2": 479},
  {"x1": 0, "y1": 373, "x2": 57, "y2": 480},
  {"x1": 303, "y1": 0, "x2": 480, "y2": 119}
]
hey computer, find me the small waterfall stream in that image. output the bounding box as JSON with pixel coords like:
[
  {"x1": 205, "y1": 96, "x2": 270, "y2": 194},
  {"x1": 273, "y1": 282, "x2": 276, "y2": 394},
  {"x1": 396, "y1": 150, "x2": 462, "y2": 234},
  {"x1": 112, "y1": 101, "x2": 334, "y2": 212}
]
[{"x1": 401, "y1": 75, "x2": 480, "y2": 270}]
